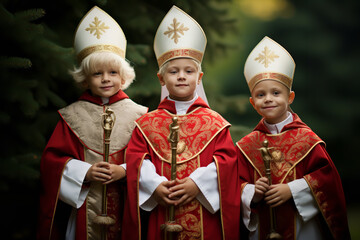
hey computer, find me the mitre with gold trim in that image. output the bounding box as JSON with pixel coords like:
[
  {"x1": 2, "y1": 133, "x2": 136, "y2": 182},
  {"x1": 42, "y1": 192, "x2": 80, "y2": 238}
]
[
  {"x1": 154, "y1": 5, "x2": 207, "y2": 68},
  {"x1": 74, "y1": 6, "x2": 126, "y2": 63},
  {"x1": 244, "y1": 36, "x2": 295, "y2": 92},
  {"x1": 155, "y1": 6, "x2": 209, "y2": 104}
]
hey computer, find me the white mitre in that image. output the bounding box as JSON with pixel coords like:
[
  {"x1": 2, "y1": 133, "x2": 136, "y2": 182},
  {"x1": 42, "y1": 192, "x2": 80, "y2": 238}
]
[
  {"x1": 74, "y1": 6, "x2": 126, "y2": 63},
  {"x1": 244, "y1": 36, "x2": 295, "y2": 92},
  {"x1": 155, "y1": 5, "x2": 209, "y2": 105},
  {"x1": 154, "y1": 5, "x2": 207, "y2": 68}
]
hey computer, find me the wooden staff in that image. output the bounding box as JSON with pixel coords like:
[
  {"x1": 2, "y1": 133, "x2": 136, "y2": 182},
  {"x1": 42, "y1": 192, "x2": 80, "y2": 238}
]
[
  {"x1": 94, "y1": 107, "x2": 116, "y2": 238},
  {"x1": 259, "y1": 140, "x2": 282, "y2": 240},
  {"x1": 161, "y1": 116, "x2": 183, "y2": 239}
]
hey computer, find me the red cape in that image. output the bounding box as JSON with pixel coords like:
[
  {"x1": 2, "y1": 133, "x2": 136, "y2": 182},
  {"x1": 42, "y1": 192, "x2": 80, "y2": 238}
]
[
  {"x1": 37, "y1": 91, "x2": 129, "y2": 240},
  {"x1": 122, "y1": 97, "x2": 241, "y2": 240},
  {"x1": 236, "y1": 113, "x2": 350, "y2": 240}
]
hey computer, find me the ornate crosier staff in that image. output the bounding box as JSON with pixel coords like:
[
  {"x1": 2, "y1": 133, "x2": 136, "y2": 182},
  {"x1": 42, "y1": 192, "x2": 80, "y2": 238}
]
[
  {"x1": 94, "y1": 107, "x2": 116, "y2": 234},
  {"x1": 161, "y1": 116, "x2": 183, "y2": 239},
  {"x1": 259, "y1": 140, "x2": 282, "y2": 240}
]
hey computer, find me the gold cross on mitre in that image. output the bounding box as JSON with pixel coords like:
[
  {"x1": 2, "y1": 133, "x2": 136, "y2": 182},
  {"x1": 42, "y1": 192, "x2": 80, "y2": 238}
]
[
  {"x1": 255, "y1": 46, "x2": 279, "y2": 68},
  {"x1": 86, "y1": 16, "x2": 110, "y2": 39},
  {"x1": 164, "y1": 18, "x2": 189, "y2": 44}
]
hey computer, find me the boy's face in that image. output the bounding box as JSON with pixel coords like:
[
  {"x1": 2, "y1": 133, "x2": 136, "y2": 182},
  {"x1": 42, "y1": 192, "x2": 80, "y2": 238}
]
[
  {"x1": 250, "y1": 80, "x2": 295, "y2": 124},
  {"x1": 83, "y1": 64, "x2": 124, "y2": 98},
  {"x1": 158, "y1": 58, "x2": 203, "y2": 101}
]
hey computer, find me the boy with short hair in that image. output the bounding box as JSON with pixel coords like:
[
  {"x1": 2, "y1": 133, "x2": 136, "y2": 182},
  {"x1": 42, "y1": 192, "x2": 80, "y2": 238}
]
[
  {"x1": 237, "y1": 36, "x2": 350, "y2": 240},
  {"x1": 37, "y1": 6, "x2": 147, "y2": 240},
  {"x1": 122, "y1": 6, "x2": 240, "y2": 240}
]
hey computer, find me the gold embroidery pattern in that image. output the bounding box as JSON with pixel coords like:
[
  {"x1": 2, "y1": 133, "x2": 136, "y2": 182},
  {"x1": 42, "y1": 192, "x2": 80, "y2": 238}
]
[
  {"x1": 255, "y1": 46, "x2": 279, "y2": 68},
  {"x1": 248, "y1": 72, "x2": 292, "y2": 92},
  {"x1": 164, "y1": 18, "x2": 189, "y2": 44},
  {"x1": 176, "y1": 157, "x2": 199, "y2": 179},
  {"x1": 170, "y1": 158, "x2": 201, "y2": 239},
  {"x1": 157, "y1": 49, "x2": 203, "y2": 67},
  {"x1": 177, "y1": 200, "x2": 201, "y2": 240},
  {"x1": 137, "y1": 108, "x2": 228, "y2": 239},
  {"x1": 137, "y1": 108, "x2": 229, "y2": 163},
  {"x1": 238, "y1": 128, "x2": 323, "y2": 184},
  {"x1": 86, "y1": 16, "x2": 110, "y2": 39},
  {"x1": 304, "y1": 175, "x2": 333, "y2": 227},
  {"x1": 77, "y1": 45, "x2": 125, "y2": 63}
]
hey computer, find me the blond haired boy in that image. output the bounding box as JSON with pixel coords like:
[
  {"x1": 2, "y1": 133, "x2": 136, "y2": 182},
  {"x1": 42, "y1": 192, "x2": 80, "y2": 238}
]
[
  {"x1": 122, "y1": 6, "x2": 240, "y2": 240},
  {"x1": 37, "y1": 6, "x2": 147, "y2": 240}
]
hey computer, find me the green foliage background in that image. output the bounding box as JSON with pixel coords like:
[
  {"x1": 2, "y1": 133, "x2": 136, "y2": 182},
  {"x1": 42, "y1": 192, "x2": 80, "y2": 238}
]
[{"x1": 0, "y1": 0, "x2": 359, "y2": 239}]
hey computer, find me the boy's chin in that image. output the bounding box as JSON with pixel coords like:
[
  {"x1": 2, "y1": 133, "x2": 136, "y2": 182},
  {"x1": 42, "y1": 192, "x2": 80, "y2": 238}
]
[
  {"x1": 97, "y1": 91, "x2": 120, "y2": 98},
  {"x1": 169, "y1": 94, "x2": 195, "y2": 102}
]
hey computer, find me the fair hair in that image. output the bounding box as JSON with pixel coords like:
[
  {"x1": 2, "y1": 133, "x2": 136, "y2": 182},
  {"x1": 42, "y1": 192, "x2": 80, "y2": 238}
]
[
  {"x1": 158, "y1": 58, "x2": 202, "y2": 76},
  {"x1": 69, "y1": 51, "x2": 135, "y2": 90}
]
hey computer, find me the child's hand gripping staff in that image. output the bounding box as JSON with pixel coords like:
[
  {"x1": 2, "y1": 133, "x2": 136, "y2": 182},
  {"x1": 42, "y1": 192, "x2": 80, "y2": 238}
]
[
  {"x1": 259, "y1": 140, "x2": 282, "y2": 240},
  {"x1": 94, "y1": 107, "x2": 116, "y2": 239},
  {"x1": 161, "y1": 116, "x2": 183, "y2": 239}
]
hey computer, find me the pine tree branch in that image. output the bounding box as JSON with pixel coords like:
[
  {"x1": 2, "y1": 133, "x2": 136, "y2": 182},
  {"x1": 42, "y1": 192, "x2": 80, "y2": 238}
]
[{"x1": 0, "y1": 56, "x2": 32, "y2": 69}]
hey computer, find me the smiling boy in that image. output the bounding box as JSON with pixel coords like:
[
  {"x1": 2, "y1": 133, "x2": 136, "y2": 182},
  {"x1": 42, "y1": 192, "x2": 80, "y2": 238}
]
[
  {"x1": 37, "y1": 6, "x2": 147, "y2": 240},
  {"x1": 249, "y1": 79, "x2": 295, "y2": 125},
  {"x1": 236, "y1": 36, "x2": 350, "y2": 240},
  {"x1": 122, "y1": 6, "x2": 240, "y2": 240}
]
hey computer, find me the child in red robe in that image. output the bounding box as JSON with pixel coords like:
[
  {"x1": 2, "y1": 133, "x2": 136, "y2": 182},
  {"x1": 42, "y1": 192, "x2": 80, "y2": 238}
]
[
  {"x1": 122, "y1": 5, "x2": 240, "y2": 240},
  {"x1": 236, "y1": 36, "x2": 350, "y2": 240},
  {"x1": 37, "y1": 6, "x2": 147, "y2": 240}
]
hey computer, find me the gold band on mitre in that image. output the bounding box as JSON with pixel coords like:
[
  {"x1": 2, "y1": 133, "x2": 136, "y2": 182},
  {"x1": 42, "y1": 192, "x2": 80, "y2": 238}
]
[
  {"x1": 157, "y1": 48, "x2": 203, "y2": 67},
  {"x1": 77, "y1": 45, "x2": 125, "y2": 63},
  {"x1": 154, "y1": 6, "x2": 206, "y2": 68},
  {"x1": 248, "y1": 72, "x2": 293, "y2": 92}
]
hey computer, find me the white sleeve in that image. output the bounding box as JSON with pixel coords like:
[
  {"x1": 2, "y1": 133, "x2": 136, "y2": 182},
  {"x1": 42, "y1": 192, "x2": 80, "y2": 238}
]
[
  {"x1": 139, "y1": 159, "x2": 168, "y2": 211},
  {"x1": 120, "y1": 163, "x2": 126, "y2": 170},
  {"x1": 59, "y1": 159, "x2": 92, "y2": 208},
  {"x1": 189, "y1": 162, "x2": 219, "y2": 214},
  {"x1": 288, "y1": 178, "x2": 319, "y2": 222},
  {"x1": 241, "y1": 183, "x2": 258, "y2": 231}
]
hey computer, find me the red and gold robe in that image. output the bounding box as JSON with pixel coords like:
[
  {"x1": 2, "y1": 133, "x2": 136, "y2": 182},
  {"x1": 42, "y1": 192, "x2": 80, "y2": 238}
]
[
  {"x1": 122, "y1": 97, "x2": 241, "y2": 240},
  {"x1": 37, "y1": 90, "x2": 147, "y2": 240},
  {"x1": 236, "y1": 113, "x2": 350, "y2": 240}
]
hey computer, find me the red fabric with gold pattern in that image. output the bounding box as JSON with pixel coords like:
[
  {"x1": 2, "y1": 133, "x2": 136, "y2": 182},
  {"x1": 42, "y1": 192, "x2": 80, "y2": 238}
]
[
  {"x1": 236, "y1": 113, "x2": 350, "y2": 240},
  {"x1": 238, "y1": 127, "x2": 323, "y2": 184},
  {"x1": 304, "y1": 164, "x2": 350, "y2": 240},
  {"x1": 238, "y1": 126, "x2": 322, "y2": 240},
  {"x1": 165, "y1": 158, "x2": 202, "y2": 239},
  {"x1": 122, "y1": 97, "x2": 241, "y2": 240},
  {"x1": 136, "y1": 107, "x2": 230, "y2": 163},
  {"x1": 106, "y1": 152, "x2": 126, "y2": 238},
  {"x1": 135, "y1": 107, "x2": 229, "y2": 239}
]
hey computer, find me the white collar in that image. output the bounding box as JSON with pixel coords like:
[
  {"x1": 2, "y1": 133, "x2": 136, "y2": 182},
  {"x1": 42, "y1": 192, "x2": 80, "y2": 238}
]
[
  {"x1": 264, "y1": 112, "x2": 293, "y2": 134},
  {"x1": 101, "y1": 97, "x2": 109, "y2": 105},
  {"x1": 167, "y1": 94, "x2": 198, "y2": 115}
]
